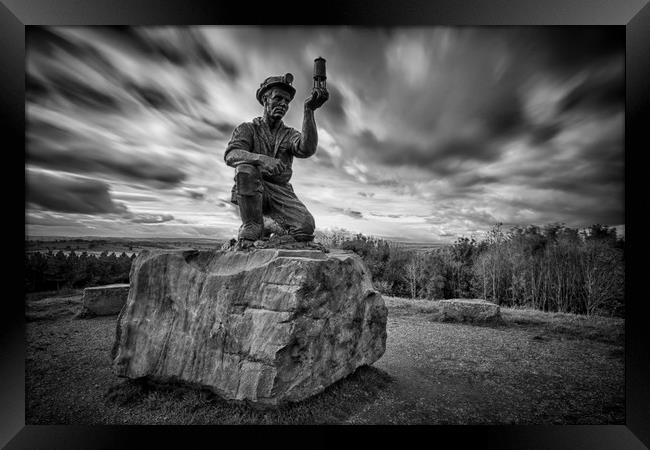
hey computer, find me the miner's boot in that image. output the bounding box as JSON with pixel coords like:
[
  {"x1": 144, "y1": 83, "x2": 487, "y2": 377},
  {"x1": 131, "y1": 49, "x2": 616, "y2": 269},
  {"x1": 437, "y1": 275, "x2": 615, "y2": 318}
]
[
  {"x1": 237, "y1": 192, "x2": 263, "y2": 243},
  {"x1": 235, "y1": 164, "x2": 264, "y2": 246}
]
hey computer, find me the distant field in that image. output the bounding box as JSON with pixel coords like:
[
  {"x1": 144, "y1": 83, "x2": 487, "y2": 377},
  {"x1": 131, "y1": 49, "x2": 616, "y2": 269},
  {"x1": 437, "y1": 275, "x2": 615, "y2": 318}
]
[
  {"x1": 25, "y1": 237, "x2": 225, "y2": 255},
  {"x1": 391, "y1": 241, "x2": 449, "y2": 252},
  {"x1": 25, "y1": 250, "x2": 139, "y2": 257}
]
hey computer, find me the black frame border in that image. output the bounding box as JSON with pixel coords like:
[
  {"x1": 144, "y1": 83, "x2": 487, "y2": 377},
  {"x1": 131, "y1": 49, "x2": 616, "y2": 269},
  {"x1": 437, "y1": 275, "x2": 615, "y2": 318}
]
[{"x1": 4, "y1": 0, "x2": 649, "y2": 448}]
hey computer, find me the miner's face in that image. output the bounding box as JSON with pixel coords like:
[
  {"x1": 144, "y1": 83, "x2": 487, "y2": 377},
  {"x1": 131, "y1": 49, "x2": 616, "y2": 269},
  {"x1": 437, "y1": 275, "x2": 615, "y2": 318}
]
[{"x1": 264, "y1": 87, "x2": 292, "y2": 120}]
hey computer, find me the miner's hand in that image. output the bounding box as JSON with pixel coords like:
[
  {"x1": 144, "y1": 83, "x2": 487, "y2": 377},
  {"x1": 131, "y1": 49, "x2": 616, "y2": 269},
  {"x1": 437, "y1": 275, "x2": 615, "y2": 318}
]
[
  {"x1": 259, "y1": 155, "x2": 286, "y2": 176},
  {"x1": 305, "y1": 88, "x2": 329, "y2": 111}
]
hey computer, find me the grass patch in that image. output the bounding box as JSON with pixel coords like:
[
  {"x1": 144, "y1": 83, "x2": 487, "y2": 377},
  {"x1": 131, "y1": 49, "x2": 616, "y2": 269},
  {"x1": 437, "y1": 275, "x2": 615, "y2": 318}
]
[
  {"x1": 500, "y1": 308, "x2": 624, "y2": 345},
  {"x1": 383, "y1": 295, "x2": 623, "y2": 345},
  {"x1": 383, "y1": 296, "x2": 442, "y2": 315},
  {"x1": 26, "y1": 288, "x2": 83, "y2": 302},
  {"x1": 25, "y1": 293, "x2": 84, "y2": 322}
]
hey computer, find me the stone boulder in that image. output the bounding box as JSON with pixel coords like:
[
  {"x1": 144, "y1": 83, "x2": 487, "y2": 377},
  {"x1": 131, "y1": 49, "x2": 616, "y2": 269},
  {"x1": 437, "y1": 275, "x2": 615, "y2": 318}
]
[
  {"x1": 439, "y1": 298, "x2": 501, "y2": 323},
  {"x1": 80, "y1": 283, "x2": 129, "y2": 316},
  {"x1": 112, "y1": 248, "x2": 387, "y2": 406}
]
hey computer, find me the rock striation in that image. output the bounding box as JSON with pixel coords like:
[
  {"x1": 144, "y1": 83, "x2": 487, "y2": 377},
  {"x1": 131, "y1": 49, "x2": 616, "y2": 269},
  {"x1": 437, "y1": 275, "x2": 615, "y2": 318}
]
[
  {"x1": 112, "y1": 248, "x2": 387, "y2": 406},
  {"x1": 80, "y1": 283, "x2": 130, "y2": 317},
  {"x1": 439, "y1": 298, "x2": 501, "y2": 323}
]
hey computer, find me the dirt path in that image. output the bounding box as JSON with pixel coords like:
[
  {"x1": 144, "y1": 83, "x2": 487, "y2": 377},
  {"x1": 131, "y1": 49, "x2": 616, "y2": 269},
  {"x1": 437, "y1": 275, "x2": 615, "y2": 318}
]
[{"x1": 25, "y1": 296, "x2": 624, "y2": 425}]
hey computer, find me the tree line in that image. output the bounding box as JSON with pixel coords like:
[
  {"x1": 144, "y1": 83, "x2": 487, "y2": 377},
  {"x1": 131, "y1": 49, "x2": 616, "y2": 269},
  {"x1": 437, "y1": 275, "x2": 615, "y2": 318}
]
[
  {"x1": 320, "y1": 223, "x2": 624, "y2": 317},
  {"x1": 25, "y1": 251, "x2": 135, "y2": 292},
  {"x1": 25, "y1": 223, "x2": 625, "y2": 317}
]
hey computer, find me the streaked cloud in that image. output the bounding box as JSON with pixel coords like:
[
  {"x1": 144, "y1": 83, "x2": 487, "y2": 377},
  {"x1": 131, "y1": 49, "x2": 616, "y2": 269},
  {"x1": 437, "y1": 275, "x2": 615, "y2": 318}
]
[
  {"x1": 27, "y1": 170, "x2": 128, "y2": 215},
  {"x1": 127, "y1": 213, "x2": 175, "y2": 224},
  {"x1": 26, "y1": 26, "x2": 624, "y2": 242}
]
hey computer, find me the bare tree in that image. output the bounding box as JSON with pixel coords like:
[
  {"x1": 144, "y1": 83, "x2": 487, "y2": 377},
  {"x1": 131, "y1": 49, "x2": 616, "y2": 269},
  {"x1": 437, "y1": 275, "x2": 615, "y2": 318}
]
[
  {"x1": 580, "y1": 241, "x2": 623, "y2": 315},
  {"x1": 403, "y1": 253, "x2": 424, "y2": 299}
]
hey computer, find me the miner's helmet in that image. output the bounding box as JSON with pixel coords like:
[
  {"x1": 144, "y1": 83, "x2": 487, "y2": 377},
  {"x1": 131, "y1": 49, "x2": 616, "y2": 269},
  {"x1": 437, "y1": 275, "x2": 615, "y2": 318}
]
[{"x1": 255, "y1": 73, "x2": 296, "y2": 105}]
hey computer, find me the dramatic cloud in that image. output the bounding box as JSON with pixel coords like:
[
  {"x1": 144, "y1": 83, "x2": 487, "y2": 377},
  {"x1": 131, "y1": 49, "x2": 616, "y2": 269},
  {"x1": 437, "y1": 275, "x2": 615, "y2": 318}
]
[
  {"x1": 129, "y1": 213, "x2": 175, "y2": 224},
  {"x1": 330, "y1": 207, "x2": 364, "y2": 219},
  {"x1": 28, "y1": 143, "x2": 187, "y2": 188},
  {"x1": 557, "y1": 66, "x2": 624, "y2": 115},
  {"x1": 25, "y1": 26, "x2": 624, "y2": 242},
  {"x1": 27, "y1": 115, "x2": 188, "y2": 188},
  {"x1": 27, "y1": 170, "x2": 128, "y2": 214},
  {"x1": 184, "y1": 188, "x2": 206, "y2": 200}
]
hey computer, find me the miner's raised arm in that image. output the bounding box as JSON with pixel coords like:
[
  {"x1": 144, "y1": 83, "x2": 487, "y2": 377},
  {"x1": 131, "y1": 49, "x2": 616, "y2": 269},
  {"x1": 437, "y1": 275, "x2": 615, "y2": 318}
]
[
  {"x1": 293, "y1": 88, "x2": 329, "y2": 158},
  {"x1": 294, "y1": 57, "x2": 329, "y2": 158}
]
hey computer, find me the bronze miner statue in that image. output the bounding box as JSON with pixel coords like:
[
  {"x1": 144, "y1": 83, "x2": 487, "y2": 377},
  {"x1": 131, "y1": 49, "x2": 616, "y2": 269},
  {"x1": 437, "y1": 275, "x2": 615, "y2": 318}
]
[{"x1": 224, "y1": 58, "x2": 329, "y2": 250}]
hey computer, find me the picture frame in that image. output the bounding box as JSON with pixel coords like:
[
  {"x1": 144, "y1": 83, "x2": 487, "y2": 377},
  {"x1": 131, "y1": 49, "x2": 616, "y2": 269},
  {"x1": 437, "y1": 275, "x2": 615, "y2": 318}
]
[{"x1": 5, "y1": 0, "x2": 649, "y2": 447}]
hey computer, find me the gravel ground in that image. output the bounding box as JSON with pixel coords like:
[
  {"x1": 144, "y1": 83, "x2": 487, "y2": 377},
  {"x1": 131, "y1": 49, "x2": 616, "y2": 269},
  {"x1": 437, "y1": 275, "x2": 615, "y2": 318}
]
[{"x1": 25, "y1": 295, "x2": 624, "y2": 425}]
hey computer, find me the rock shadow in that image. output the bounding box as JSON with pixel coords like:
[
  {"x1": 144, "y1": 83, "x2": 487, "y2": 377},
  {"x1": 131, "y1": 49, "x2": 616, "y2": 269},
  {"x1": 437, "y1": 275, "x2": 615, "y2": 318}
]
[{"x1": 104, "y1": 365, "x2": 394, "y2": 424}]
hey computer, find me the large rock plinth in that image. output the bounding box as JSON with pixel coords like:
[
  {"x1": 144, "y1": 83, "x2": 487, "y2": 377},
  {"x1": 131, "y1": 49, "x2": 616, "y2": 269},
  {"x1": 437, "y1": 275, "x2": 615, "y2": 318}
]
[
  {"x1": 439, "y1": 298, "x2": 501, "y2": 323},
  {"x1": 81, "y1": 283, "x2": 129, "y2": 316},
  {"x1": 112, "y1": 248, "x2": 387, "y2": 406}
]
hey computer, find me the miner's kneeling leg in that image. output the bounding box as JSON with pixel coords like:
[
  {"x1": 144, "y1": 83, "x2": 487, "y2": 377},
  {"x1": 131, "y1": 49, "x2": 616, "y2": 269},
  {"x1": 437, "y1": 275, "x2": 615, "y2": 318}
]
[
  {"x1": 268, "y1": 190, "x2": 315, "y2": 242},
  {"x1": 235, "y1": 164, "x2": 263, "y2": 241},
  {"x1": 290, "y1": 210, "x2": 315, "y2": 242}
]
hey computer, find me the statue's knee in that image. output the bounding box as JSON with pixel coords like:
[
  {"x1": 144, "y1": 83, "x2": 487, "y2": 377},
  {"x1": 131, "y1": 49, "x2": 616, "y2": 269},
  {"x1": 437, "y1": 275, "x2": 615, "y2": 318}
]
[
  {"x1": 297, "y1": 213, "x2": 315, "y2": 236},
  {"x1": 235, "y1": 164, "x2": 262, "y2": 195},
  {"x1": 235, "y1": 164, "x2": 261, "y2": 179}
]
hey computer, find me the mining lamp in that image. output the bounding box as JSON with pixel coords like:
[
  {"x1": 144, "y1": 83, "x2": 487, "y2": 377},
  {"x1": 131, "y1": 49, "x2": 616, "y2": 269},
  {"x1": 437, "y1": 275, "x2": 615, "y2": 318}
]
[{"x1": 313, "y1": 57, "x2": 327, "y2": 89}]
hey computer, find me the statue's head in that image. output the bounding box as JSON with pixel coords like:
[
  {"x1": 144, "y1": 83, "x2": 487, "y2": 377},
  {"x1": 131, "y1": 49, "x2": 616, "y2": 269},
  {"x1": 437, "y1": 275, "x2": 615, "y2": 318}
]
[{"x1": 256, "y1": 73, "x2": 296, "y2": 120}]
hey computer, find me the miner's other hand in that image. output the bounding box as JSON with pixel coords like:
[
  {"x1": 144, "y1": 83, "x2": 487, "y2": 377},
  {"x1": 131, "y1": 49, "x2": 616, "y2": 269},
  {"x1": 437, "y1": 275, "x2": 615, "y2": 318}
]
[
  {"x1": 260, "y1": 155, "x2": 286, "y2": 176},
  {"x1": 305, "y1": 88, "x2": 329, "y2": 110}
]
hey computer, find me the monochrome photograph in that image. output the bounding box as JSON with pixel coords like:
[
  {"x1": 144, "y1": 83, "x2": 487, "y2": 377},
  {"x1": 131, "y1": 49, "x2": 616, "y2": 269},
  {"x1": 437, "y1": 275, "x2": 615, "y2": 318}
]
[{"x1": 25, "y1": 25, "x2": 625, "y2": 425}]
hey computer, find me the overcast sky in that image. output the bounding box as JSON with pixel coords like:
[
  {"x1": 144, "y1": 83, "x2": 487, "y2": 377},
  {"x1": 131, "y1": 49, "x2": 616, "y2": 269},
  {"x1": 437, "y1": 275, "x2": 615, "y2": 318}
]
[{"x1": 25, "y1": 26, "x2": 624, "y2": 242}]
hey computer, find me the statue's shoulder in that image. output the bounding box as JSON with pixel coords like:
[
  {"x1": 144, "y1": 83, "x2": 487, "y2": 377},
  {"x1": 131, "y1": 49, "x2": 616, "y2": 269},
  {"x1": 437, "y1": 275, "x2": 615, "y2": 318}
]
[
  {"x1": 236, "y1": 120, "x2": 255, "y2": 129},
  {"x1": 231, "y1": 120, "x2": 256, "y2": 137},
  {"x1": 235, "y1": 117, "x2": 268, "y2": 133}
]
